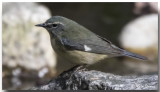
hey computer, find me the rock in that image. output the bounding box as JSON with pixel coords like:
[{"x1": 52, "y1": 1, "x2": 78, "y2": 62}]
[
  {"x1": 2, "y1": 2, "x2": 56, "y2": 71},
  {"x1": 120, "y1": 14, "x2": 158, "y2": 60},
  {"x1": 119, "y1": 14, "x2": 158, "y2": 74},
  {"x1": 2, "y1": 2, "x2": 57, "y2": 89},
  {"x1": 31, "y1": 66, "x2": 158, "y2": 90}
]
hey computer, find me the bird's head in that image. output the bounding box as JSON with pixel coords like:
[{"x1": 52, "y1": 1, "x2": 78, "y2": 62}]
[
  {"x1": 36, "y1": 16, "x2": 91, "y2": 40},
  {"x1": 35, "y1": 16, "x2": 74, "y2": 37}
]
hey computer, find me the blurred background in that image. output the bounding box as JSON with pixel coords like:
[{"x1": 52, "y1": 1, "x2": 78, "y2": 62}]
[{"x1": 2, "y1": 2, "x2": 158, "y2": 90}]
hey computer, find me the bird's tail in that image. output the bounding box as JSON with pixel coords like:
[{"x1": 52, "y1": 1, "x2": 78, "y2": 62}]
[{"x1": 122, "y1": 50, "x2": 148, "y2": 61}]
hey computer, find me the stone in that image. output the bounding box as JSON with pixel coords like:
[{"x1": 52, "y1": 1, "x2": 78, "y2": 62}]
[
  {"x1": 119, "y1": 14, "x2": 158, "y2": 74},
  {"x1": 31, "y1": 66, "x2": 158, "y2": 90},
  {"x1": 2, "y1": 2, "x2": 56, "y2": 71},
  {"x1": 120, "y1": 14, "x2": 158, "y2": 60}
]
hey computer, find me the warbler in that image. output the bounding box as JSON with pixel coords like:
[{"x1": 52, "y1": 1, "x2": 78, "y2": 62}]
[{"x1": 36, "y1": 16, "x2": 147, "y2": 67}]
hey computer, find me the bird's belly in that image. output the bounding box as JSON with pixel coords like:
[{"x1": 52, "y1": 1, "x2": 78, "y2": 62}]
[{"x1": 66, "y1": 50, "x2": 108, "y2": 64}]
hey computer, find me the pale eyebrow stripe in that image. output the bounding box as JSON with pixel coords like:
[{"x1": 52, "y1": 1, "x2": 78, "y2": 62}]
[
  {"x1": 47, "y1": 22, "x2": 65, "y2": 26},
  {"x1": 53, "y1": 22, "x2": 64, "y2": 25}
]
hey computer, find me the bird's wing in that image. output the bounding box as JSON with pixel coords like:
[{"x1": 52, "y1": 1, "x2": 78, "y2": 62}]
[
  {"x1": 61, "y1": 36, "x2": 123, "y2": 56},
  {"x1": 60, "y1": 36, "x2": 148, "y2": 60}
]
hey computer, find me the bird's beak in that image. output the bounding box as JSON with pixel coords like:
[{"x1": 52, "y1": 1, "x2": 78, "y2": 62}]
[{"x1": 35, "y1": 23, "x2": 46, "y2": 27}]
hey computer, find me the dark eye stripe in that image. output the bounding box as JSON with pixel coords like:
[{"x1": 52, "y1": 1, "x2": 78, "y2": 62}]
[{"x1": 46, "y1": 23, "x2": 58, "y2": 28}]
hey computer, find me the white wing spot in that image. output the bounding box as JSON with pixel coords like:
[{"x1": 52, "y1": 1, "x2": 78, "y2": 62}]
[{"x1": 84, "y1": 45, "x2": 92, "y2": 51}]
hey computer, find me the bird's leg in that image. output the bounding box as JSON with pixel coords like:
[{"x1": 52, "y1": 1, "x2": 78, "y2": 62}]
[{"x1": 68, "y1": 64, "x2": 88, "y2": 77}]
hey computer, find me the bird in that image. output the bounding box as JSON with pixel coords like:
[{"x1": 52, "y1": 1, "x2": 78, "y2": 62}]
[{"x1": 35, "y1": 16, "x2": 148, "y2": 68}]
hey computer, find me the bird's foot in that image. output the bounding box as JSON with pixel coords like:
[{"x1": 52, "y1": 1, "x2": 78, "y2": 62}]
[{"x1": 72, "y1": 64, "x2": 88, "y2": 72}]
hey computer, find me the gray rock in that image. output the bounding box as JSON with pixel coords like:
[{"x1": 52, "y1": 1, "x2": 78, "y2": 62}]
[
  {"x1": 31, "y1": 66, "x2": 158, "y2": 90},
  {"x1": 2, "y1": 2, "x2": 56, "y2": 71}
]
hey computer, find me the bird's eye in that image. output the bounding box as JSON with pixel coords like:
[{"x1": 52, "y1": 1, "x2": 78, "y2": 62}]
[{"x1": 52, "y1": 23, "x2": 58, "y2": 28}]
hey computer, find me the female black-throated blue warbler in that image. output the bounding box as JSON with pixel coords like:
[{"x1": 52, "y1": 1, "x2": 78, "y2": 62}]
[{"x1": 36, "y1": 16, "x2": 147, "y2": 66}]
